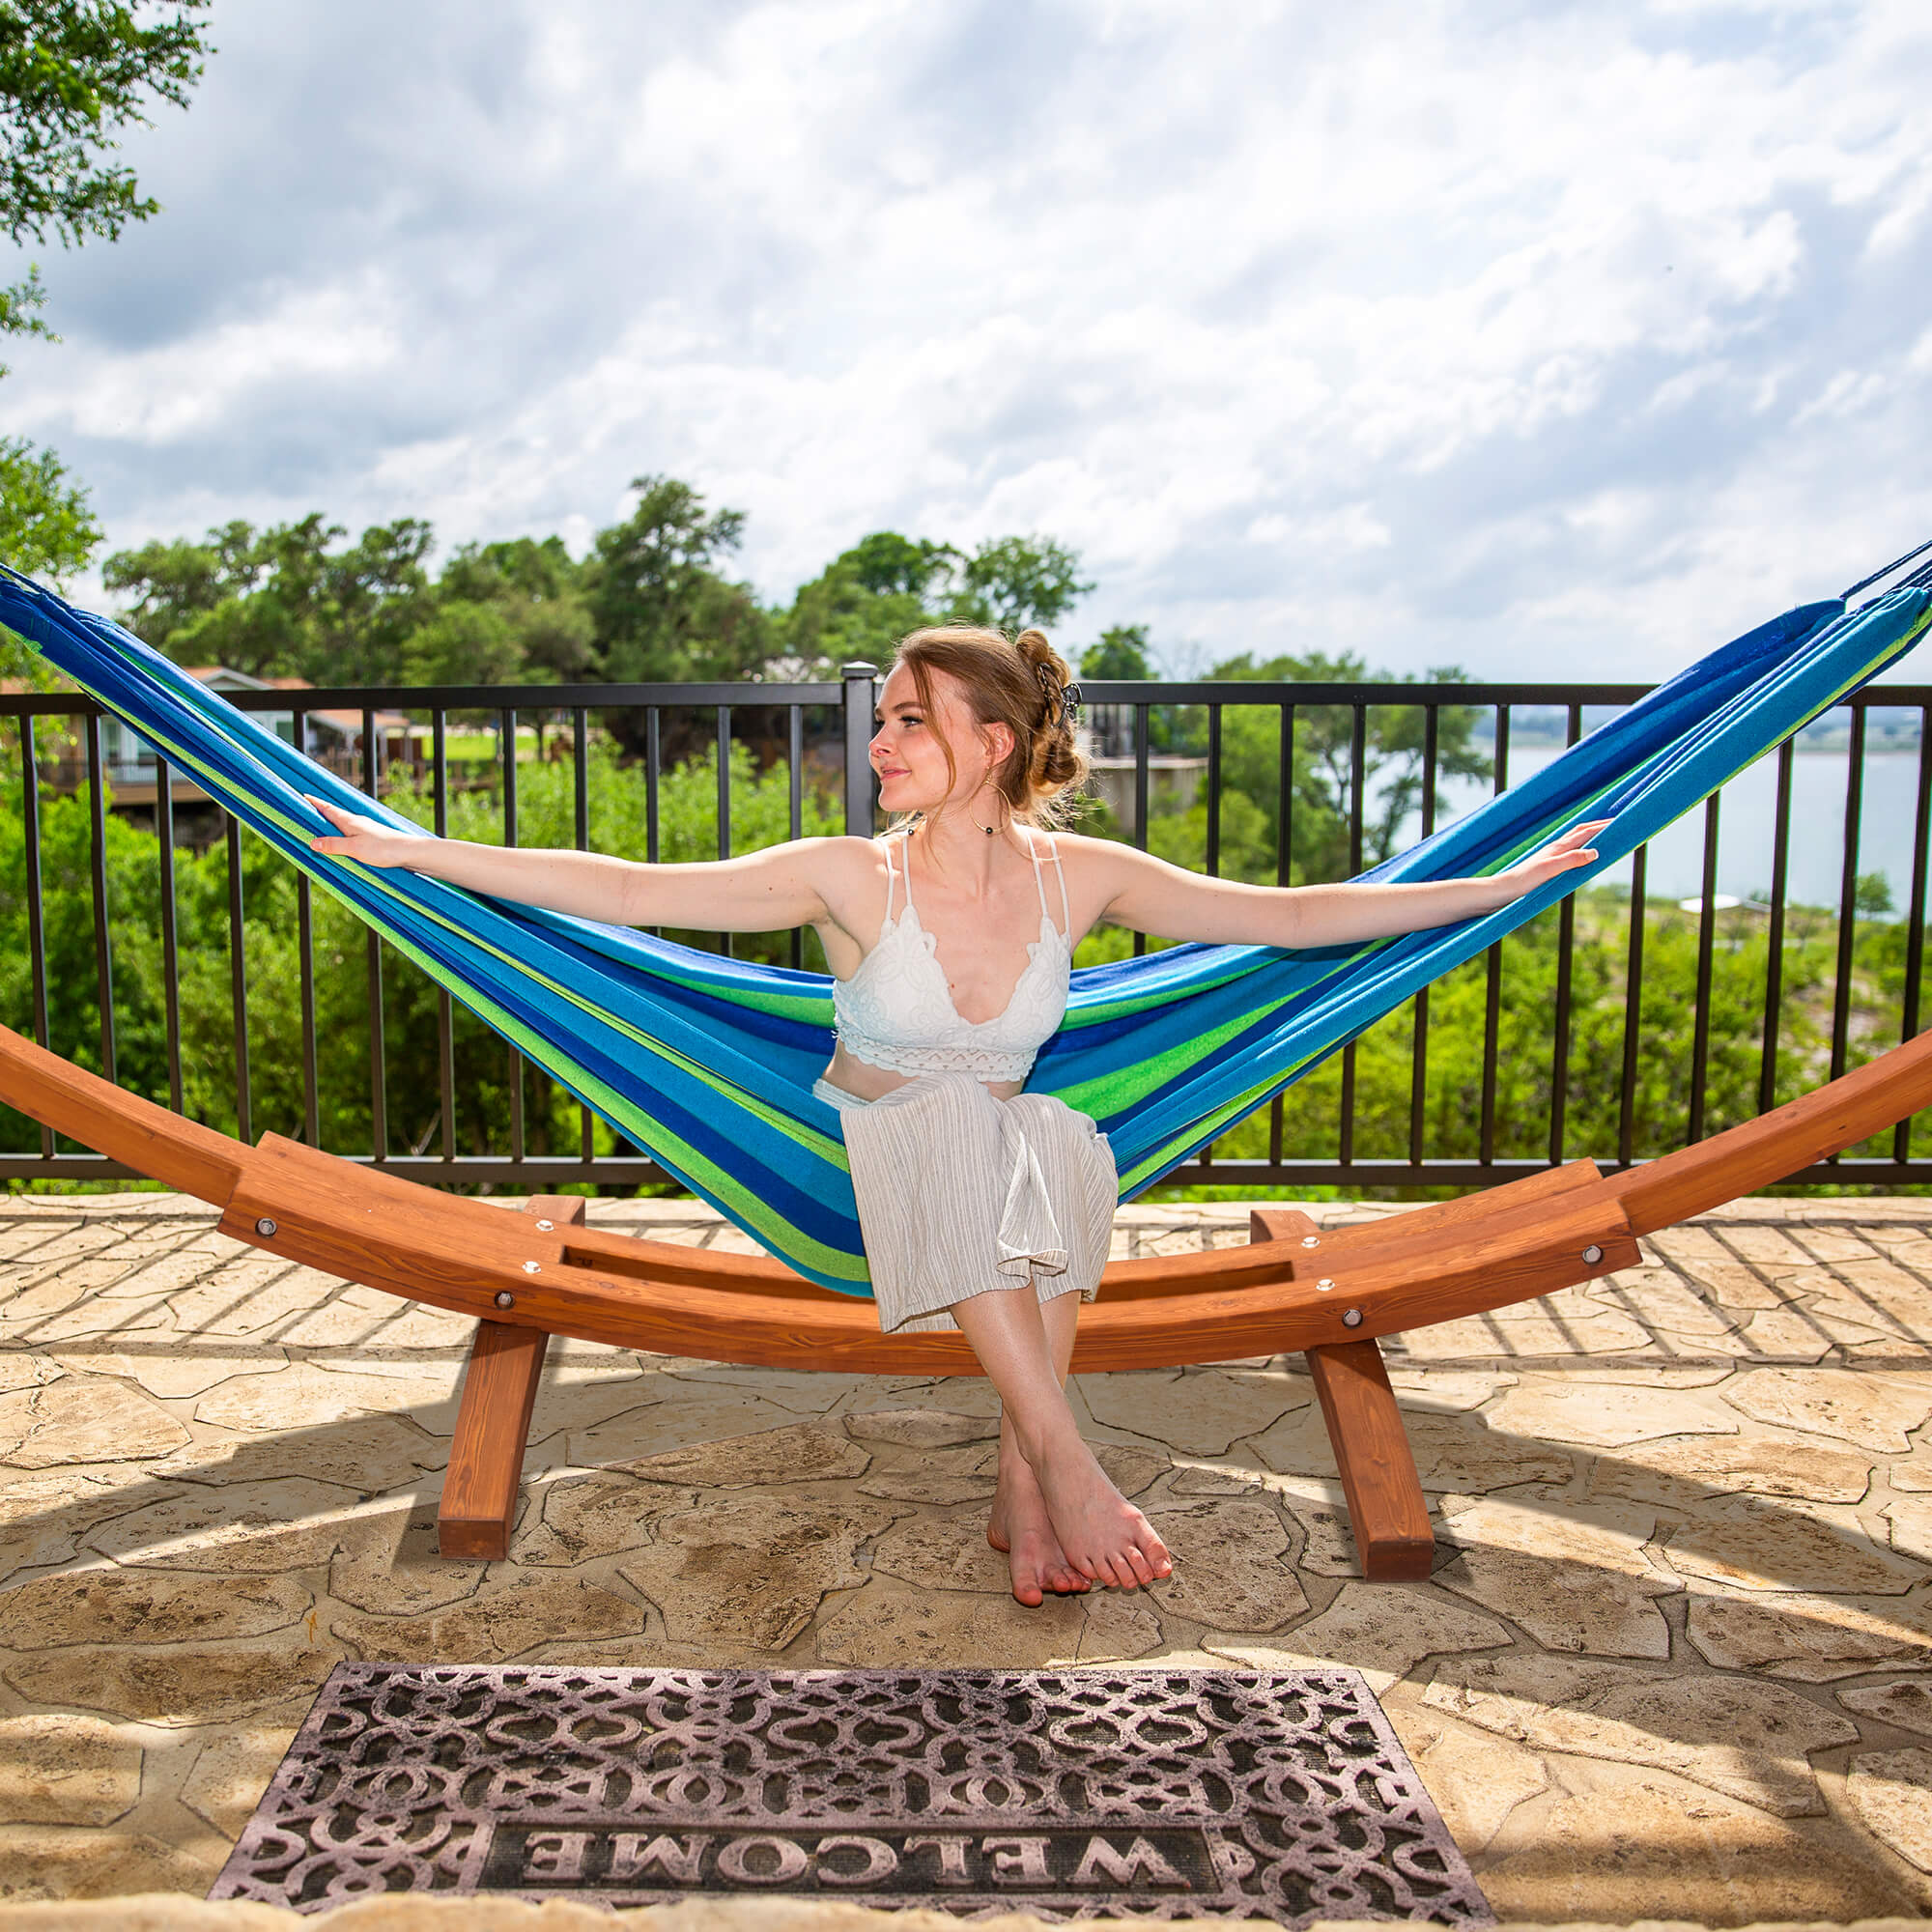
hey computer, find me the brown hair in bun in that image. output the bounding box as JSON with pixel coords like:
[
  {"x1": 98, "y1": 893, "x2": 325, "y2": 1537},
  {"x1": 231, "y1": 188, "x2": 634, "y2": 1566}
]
[{"x1": 892, "y1": 623, "x2": 1090, "y2": 827}]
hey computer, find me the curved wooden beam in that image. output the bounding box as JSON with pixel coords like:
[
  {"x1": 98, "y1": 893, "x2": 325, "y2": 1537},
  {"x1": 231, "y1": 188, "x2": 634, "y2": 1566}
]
[
  {"x1": 1604, "y1": 1026, "x2": 1932, "y2": 1235},
  {"x1": 0, "y1": 1021, "x2": 245, "y2": 1205},
  {"x1": 6, "y1": 1017, "x2": 1932, "y2": 1373}
]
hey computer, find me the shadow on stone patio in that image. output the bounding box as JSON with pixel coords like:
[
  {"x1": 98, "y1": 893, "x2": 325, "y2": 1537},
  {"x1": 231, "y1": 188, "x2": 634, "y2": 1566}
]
[{"x1": 1, "y1": 1191, "x2": 1929, "y2": 1921}]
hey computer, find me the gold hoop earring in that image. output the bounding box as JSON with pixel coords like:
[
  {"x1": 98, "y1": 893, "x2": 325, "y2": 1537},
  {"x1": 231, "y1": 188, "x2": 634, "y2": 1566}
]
[{"x1": 969, "y1": 787, "x2": 1009, "y2": 837}]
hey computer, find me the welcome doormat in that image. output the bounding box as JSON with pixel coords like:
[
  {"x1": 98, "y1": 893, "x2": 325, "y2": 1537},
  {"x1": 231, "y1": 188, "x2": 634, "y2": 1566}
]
[{"x1": 209, "y1": 1662, "x2": 1493, "y2": 1925}]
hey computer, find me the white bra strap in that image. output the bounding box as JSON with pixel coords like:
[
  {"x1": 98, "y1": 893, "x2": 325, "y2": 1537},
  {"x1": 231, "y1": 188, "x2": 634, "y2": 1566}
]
[
  {"x1": 1027, "y1": 831, "x2": 1070, "y2": 937},
  {"x1": 1025, "y1": 830, "x2": 1051, "y2": 918},
  {"x1": 881, "y1": 836, "x2": 899, "y2": 923},
  {"x1": 891, "y1": 830, "x2": 915, "y2": 919}
]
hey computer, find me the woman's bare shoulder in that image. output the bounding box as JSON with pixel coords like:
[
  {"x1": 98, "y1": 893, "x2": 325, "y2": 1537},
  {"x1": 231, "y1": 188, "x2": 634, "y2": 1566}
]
[
  {"x1": 1044, "y1": 829, "x2": 1139, "y2": 875},
  {"x1": 798, "y1": 834, "x2": 893, "y2": 888}
]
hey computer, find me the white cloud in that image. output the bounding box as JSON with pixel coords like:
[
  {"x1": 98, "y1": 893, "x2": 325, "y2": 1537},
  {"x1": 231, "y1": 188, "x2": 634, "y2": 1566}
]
[{"x1": 3, "y1": 0, "x2": 1929, "y2": 680}]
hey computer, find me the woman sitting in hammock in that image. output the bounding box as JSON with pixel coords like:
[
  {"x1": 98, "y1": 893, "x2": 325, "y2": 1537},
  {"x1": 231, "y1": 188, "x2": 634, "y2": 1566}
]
[{"x1": 309, "y1": 626, "x2": 1605, "y2": 1606}]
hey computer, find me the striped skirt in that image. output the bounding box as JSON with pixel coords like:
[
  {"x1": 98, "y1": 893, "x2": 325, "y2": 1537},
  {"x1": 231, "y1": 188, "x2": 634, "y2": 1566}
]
[{"x1": 813, "y1": 1072, "x2": 1119, "y2": 1335}]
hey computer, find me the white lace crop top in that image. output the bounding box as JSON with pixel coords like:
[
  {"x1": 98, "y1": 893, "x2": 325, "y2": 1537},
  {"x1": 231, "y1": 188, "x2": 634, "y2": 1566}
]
[{"x1": 832, "y1": 829, "x2": 1073, "y2": 1083}]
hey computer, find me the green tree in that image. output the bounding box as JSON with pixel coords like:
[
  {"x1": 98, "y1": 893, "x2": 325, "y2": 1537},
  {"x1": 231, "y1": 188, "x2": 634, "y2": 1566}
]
[
  {"x1": 1208, "y1": 649, "x2": 1491, "y2": 882},
  {"x1": 841, "y1": 530, "x2": 959, "y2": 600},
  {"x1": 104, "y1": 514, "x2": 441, "y2": 684},
  {"x1": 0, "y1": 431, "x2": 97, "y2": 576},
  {"x1": 437, "y1": 535, "x2": 593, "y2": 683},
  {"x1": 1080, "y1": 624, "x2": 1153, "y2": 681},
  {"x1": 952, "y1": 534, "x2": 1093, "y2": 632},
  {"x1": 0, "y1": 431, "x2": 100, "y2": 680},
  {"x1": 781, "y1": 529, "x2": 1094, "y2": 673},
  {"x1": 398, "y1": 598, "x2": 523, "y2": 690},
  {"x1": 1, "y1": 0, "x2": 213, "y2": 337},
  {"x1": 0, "y1": 6, "x2": 216, "y2": 681},
  {"x1": 101, "y1": 518, "x2": 262, "y2": 654},
  {"x1": 586, "y1": 475, "x2": 768, "y2": 686},
  {"x1": 0, "y1": 256, "x2": 48, "y2": 366},
  {"x1": 777, "y1": 530, "x2": 956, "y2": 672}
]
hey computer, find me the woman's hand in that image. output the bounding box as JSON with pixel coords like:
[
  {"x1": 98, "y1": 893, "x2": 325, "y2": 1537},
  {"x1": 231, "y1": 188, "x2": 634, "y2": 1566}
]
[
  {"x1": 1494, "y1": 819, "x2": 1612, "y2": 897},
  {"x1": 300, "y1": 790, "x2": 846, "y2": 928},
  {"x1": 304, "y1": 795, "x2": 423, "y2": 868},
  {"x1": 1090, "y1": 812, "x2": 1617, "y2": 950}
]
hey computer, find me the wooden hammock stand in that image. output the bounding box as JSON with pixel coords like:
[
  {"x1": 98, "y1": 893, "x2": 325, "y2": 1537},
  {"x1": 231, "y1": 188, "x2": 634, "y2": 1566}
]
[{"x1": 5, "y1": 1017, "x2": 1930, "y2": 1581}]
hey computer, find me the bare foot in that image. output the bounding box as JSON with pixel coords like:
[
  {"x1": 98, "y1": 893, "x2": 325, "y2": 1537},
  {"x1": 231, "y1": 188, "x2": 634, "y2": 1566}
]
[
  {"x1": 987, "y1": 1436, "x2": 1091, "y2": 1606},
  {"x1": 1030, "y1": 1430, "x2": 1173, "y2": 1591}
]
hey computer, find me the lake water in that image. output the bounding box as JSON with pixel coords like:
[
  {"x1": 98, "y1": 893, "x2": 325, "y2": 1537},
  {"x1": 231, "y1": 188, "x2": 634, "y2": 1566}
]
[{"x1": 1417, "y1": 746, "x2": 1923, "y2": 913}]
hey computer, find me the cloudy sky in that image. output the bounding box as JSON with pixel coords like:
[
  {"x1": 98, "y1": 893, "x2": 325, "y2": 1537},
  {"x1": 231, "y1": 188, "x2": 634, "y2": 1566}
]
[{"x1": 5, "y1": 0, "x2": 1930, "y2": 679}]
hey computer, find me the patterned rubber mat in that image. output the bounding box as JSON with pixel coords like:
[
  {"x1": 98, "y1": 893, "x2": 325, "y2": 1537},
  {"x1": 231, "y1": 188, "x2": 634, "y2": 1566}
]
[{"x1": 208, "y1": 1662, "x2": 1493, "y2": 1924}]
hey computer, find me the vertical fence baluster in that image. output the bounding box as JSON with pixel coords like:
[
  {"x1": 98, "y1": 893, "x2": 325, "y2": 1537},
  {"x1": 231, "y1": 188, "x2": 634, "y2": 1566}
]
[
  {"x1": 226, "y1": 802, "x2": 252, "y2": 1146},
  {"x1": 1824, "y1": 704, "x2": 1866, "y2": 1167},
  {"x1": 1205, "y1": 705, "x2": 1223, "y2": 879},
  {"x1": 293, "y1": 708, "x2": 319, "y2": 1148},
  {"x1": 156, "y1": 751, "x2": 183, "y2": 1113},
  {"x1": 573, "y1": 705, "x2": 589, "y2": 848},
  {"x1": 639, "y1": 706, "x2": 663, "y2": 941},
  {"x1": 1131, "y1": 703, "x2": 1150, "y2": 959},
  {"x1": 1758, "y1": 740, "x2": 1794, "y2": 1119},
  {"x1": 362, "y1": 706, "x2": 387, "y2": 1162},
  {"x1": 84, "y1": 711, "x2": 117, "y2": 1086},
  {"x1": 717, "y1": 703, "x2": 733, "y2": 959},
  {"x1": 1478, "y1": 706, "x2": 1509, "y2": 1168},
  {"x1": 1687, "y1": 793, "x2": 1720, "y2": 1146},
  {"x1": 646, "y1": 706, "x2": 662, "y2": 849},
  {"x1": 842, "y1": 662, "x2": 876, "y2": 838},
  {"x1": 1896, "y1": 705, "x2": 1932, "y2": 1162},
  {"x1": 1339, "y1": 701, "x2": 1367, "y2": 1168},
  {"x1": 20, "y1": 716, "x2": 52, "y2": 1156},
  {"x1": 1831, "y1": 705, "x2": 1866, "y2": 1089},
  {"x1": 1269, "y1": 705, "x2": 1294, "y2": 1168},
  {"x1": 789, "y1": 706, "x2": 806, "y2": 970},
  {"x1": 501, "y1": 704, "x2": 524, "y2": 1164},
  {"x1": 1548, "y1": 703, "x2": 1582, "y2": 1165},
  {"x1": 1619, "y1": 843, "x2": 1648, "y2": 1168},
  {"x1": 574, "y1": 704, "x2": 594, "y2": 1165},
  {"x1": 433, "y1": 709, "x2": 454, "y2": 1163},
  {"x1": 1408, "y1": 704, "x2": 1438, "y2": 1168}
]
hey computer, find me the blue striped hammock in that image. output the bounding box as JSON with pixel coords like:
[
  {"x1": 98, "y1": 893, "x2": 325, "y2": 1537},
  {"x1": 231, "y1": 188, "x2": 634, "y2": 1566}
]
[{"x1": 3, "y1": 562, "x2": 1928, "y2": 1293}]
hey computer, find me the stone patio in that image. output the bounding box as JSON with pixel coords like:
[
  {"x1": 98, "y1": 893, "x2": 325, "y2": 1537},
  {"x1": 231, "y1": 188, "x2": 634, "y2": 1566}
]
[{"x1": 0, "y1": 1188, "x2": 1929, "y2": 1924}]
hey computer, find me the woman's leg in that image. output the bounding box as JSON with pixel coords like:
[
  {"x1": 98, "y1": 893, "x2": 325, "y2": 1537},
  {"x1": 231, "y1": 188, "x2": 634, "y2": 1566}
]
[
  {"x1": 984, "y1": 1292, "x2": 1088, "y2": 1605},
  {"x1": 952, "y1": 1284, "x2": 1173, "y2": 1595}
]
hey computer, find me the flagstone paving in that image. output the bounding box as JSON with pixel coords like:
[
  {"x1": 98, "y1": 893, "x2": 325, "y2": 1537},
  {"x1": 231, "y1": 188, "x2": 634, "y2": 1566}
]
[{"x1": 0, "y1": 1188, "x2": 1929, "y2": 1923}]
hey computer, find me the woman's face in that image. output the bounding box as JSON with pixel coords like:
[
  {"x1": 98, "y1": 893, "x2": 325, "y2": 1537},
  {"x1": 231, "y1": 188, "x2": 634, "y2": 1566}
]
[{"x1": 870, "y1": 663, "x2": 1002, "y2": 817}]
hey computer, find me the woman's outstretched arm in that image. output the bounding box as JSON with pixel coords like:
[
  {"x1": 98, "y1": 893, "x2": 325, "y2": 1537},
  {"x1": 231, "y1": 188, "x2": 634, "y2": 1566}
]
[
  {"x1": 1089, "y1": 819, "x2": 1612, "y2": 950},
  {"x1": 302, "y1": 795, "x2": 865, "y2": 933}
]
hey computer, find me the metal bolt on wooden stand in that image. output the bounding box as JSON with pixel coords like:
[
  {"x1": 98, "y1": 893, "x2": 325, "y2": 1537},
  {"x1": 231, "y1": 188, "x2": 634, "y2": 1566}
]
[{"x1": 437, "y1": 1195, "x2": 583, "y2": 1561}]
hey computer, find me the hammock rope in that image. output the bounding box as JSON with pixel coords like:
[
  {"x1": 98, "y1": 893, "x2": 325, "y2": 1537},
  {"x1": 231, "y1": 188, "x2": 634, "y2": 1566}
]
[{"x1": 3, "y1": 565, "x2": 1927, "y2": 1292}]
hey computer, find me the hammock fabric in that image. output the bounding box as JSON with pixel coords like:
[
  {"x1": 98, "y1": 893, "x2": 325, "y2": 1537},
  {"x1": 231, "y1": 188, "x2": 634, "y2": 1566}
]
[{"x1": 2, "y1": 566, "x2": 1928, "y2": 1295}]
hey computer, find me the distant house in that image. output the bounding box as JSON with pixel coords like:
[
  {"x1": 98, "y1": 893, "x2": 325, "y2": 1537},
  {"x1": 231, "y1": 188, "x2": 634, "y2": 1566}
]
[
  {"x1": 1085, "y1": 754, "x2": 1208, "y2": 838},
  {"x1": 37, "y1": 668, "x2": 427, "y2": 811},
  {"x1": 27, "y1": 665, "x2": 427, "y2": 831}
]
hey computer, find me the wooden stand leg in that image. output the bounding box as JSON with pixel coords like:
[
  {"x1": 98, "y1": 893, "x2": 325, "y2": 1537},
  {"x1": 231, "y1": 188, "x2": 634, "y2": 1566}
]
[
  {"x1": 437, "y1": 1195, "x2": 583, "y2": 1561},
  {"x1": 1247, "y1": 1208, "x2": 1434, "y2": 1582},
  {"x1": 1304, "y1": 1340, "x2": 1435, "y2": 1580}
]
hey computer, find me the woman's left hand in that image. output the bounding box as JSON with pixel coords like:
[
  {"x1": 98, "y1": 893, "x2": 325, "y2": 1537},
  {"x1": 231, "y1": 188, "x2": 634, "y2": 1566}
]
[{"x1": 1496, "y1": 819, "x2": 1612, "y2": 896}]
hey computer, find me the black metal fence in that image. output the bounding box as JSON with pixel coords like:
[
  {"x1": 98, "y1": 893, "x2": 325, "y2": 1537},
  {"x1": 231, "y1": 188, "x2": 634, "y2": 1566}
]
[{"x1": 4, "y1": 663, "x2": 1930, "y2": 1193}]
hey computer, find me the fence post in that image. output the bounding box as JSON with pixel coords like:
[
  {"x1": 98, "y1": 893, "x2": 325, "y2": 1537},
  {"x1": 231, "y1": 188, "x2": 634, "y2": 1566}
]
[{"x1": 842, "y1": 661, "x2": 878, "y2": 835}]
